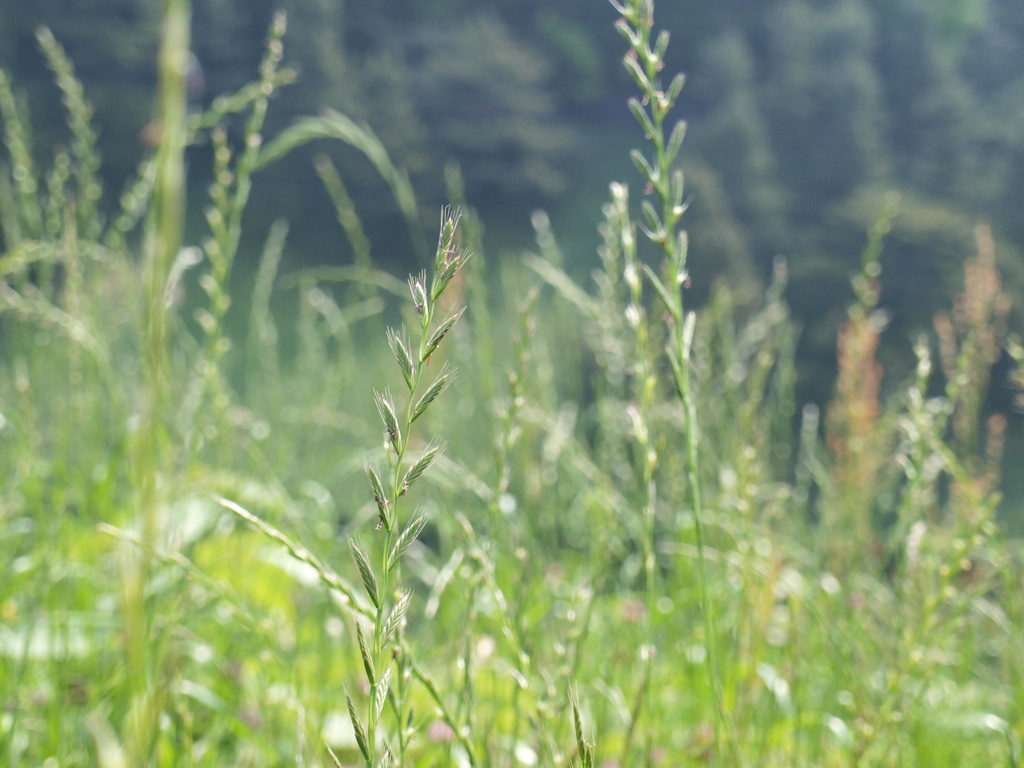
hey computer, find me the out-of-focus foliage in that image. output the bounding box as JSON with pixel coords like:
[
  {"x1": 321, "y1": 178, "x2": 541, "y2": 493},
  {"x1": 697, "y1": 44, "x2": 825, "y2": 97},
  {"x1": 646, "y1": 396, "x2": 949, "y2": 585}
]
[
  {"x1": 2, "y1": 0, "x2": 1023, "y2": 396},
  {"x1": 387, "y1": 15, "x2": 574, "y2": 197}
]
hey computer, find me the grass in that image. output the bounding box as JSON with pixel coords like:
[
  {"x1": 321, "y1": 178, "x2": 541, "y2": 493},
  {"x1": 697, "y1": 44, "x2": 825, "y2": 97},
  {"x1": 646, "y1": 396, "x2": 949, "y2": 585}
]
[{"x1": 1, "y1": 0, "x2": 1023, "y2": 766}]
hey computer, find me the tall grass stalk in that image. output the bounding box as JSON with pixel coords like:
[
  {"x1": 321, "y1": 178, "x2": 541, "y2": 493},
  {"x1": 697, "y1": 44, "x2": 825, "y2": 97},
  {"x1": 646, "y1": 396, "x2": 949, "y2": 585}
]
[
  {"x1": 611, "y1": 0, "x2": 731, "y2": 761},
  {"x1": 605, "y1": 179, "x2": 661, "y2": 762},
  {"x1": 188, "y1": 13, "x2": 287, "y2": 457},
  {"x1": 342, "y1": 208, "x2": 468, "y2": 768},
  {"x1": 36, "y1": 27, "x2": 103, "y2": 242},
  {"x1": 122, "y1": 0, "x2": 190, "y2": 762},
  {"x1": 0, "y1": 69, "x2": 43, "y2": 246}
]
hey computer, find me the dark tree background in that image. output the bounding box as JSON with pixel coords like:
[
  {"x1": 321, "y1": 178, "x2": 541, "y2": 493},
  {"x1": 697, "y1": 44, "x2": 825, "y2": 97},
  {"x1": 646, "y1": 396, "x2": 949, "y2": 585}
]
[{"x1": 2, "y1": 0, "x2": 1024, "y2": 402}]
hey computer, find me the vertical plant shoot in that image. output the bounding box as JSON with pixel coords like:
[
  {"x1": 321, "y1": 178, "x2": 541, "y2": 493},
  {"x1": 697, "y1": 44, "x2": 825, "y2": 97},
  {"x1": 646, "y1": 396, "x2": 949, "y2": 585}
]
[{"x1": 349, "y1": 207, "x2": 468, "y2": 768}]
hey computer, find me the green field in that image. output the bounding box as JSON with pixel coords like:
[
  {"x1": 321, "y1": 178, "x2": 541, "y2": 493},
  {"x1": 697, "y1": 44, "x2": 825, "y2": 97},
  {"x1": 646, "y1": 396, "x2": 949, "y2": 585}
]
[{"x1": 2, "y1": 1, "x2": 1022, "y2": 766}]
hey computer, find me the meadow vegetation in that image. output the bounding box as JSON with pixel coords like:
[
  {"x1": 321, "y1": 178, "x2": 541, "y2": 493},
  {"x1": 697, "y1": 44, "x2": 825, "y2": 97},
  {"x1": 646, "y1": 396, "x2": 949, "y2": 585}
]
[{"x1": 1, "y1": 1, "x2": 1022, "y2": 766}]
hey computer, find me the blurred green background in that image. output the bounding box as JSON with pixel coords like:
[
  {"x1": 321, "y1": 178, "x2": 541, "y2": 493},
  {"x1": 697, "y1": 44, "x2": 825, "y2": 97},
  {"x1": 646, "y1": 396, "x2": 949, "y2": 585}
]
[
  {"x1": 2, "y1": 0, "x2": 1022, "y2": 431},
  {"x1": 1, "y1": 5, "x2": 1023, "y2": 764}
]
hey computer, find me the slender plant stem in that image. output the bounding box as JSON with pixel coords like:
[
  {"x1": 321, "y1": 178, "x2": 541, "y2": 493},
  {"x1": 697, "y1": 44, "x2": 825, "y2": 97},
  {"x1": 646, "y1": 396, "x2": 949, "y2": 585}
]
[
  {"x1": 125, "y1": 0, "x2": 190, "y2": 763},
  {"x1": 611, "y1": 0, "x2": 733, "y2": 761}
]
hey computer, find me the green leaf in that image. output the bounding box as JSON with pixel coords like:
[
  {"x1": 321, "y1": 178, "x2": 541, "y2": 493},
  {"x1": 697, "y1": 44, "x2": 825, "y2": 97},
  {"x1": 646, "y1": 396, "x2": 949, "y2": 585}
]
[
  {"x1": 325, "y1": 743, "x2": 344, "y2": 768},
  {"x1": 213, "y1": 496, "x2": 372, "y2": 619}
]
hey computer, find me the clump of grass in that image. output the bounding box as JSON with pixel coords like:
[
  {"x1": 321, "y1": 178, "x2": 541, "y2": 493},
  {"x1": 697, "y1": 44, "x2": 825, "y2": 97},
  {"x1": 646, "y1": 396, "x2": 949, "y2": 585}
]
[{"x1": 3, "y1": 1, "x2": 1024, "y2": 767}]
